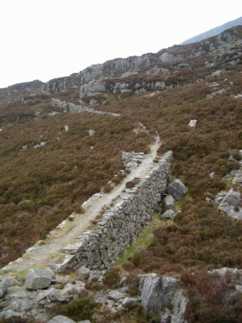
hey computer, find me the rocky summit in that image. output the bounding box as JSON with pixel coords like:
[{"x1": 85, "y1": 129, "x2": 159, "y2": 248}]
[{"x1": 0, "y1": 24, "x2": 242, "y2": 323}]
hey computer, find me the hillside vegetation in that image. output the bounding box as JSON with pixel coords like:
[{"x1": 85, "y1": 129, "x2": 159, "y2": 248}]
[{"x1": 0, "y1": 25, "x2": 242, "y2": 323}]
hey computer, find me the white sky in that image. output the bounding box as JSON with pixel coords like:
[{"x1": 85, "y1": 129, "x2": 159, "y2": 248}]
[{"x1": 0, "y1": 0, "x2": 241, "y2": 87}]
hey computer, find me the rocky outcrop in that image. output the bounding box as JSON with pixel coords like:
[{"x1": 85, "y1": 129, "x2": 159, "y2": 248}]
[
  {"x1": 79, "y1": 78, "x2": 167, "y2": 98},
  {"x1": 50, "y1": 98, "x2": 120, "y2": 117},
  {"x1": 167, "y1": 179, "x2": 188, "y2": 201},
  {"x1": 215, "y1": 189, "x2": 242, "y2": 220},
  {"x1": 25, "y1": 268, "x2": 55, "y2": 291},
  {"x1": 0, "y1": 80, "x2": 45, "y2": 105},
  {"x1": 139, "y1": 273, "x2": 188, "y2": 323},
  {"x1": 48, "y1": 316, "x2": 76, "y2": 323},
  {"x1": 0, "y1": 27, "x2": 242, "y2": 106}
]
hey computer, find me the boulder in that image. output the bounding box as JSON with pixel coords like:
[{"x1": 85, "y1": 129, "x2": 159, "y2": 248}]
[
  {"x1": 139, "y1": 273, "x2": 188, "y2": 323},
  {"x1": 25, "y1": 268, "x2": 55, "y2": 290},
  {"x1": 221, "y1": 190, "x2": 240, "y2": 208},
  {"x1": 0, "y1": 309, "x2": 23, "y2": 320},
  {"x1": 188, "y1": 119, "x2": 197, "y2": 128},
  {"x1": 168, "y1": 179, "x2": 188, "y2": 200},
  {"x1": 121, "y1": 297, "x2": 139, "y2": 308},
  {"x1": 0, "y1": 279, "x2": 8, "y2": 298},
  {"x1": 164, "y1": 195, "x2": 175, "y2": 209},
  {"x1": 108, "y1": 289, "x2": 126, "y2": 301},
  {"x1": 139, "y1": 273, "x2": 163, "y2": 314},
  {"x1": 58, "y1": 282, "x2": 87, "y2": 301},
  {"x1": 161, "y1": 209, "x2": 176, "y2": 220},
  {"x1": 48, "y1": 316, "x2": 76, "y2": 323},
  {"x1": 0, "y1": 276, "x2": 17, "y2": 298},
  {"x1": 215, "y1": 190, "x2": 242, "y2": 220}
]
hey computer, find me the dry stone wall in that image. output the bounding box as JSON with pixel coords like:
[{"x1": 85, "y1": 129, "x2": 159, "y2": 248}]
[
  {"x1": 0, "y1": 152, "x2": 172, "y2": 321},
  {"x1": 60, "y1": 151, "x2": 172, "y2": 272}
]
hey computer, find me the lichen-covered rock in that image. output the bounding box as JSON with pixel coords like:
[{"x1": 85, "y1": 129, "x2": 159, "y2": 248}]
[
  {"x1": 161, "y1": 209, "x2": 176, "y2": 220},
  {"x1": 0, "y1": 309, "x2": 24, "y2": 320},
  {"x1": 168, "y1": 179, "x2": 188, "y2": 200},
  {"x1": 164, "y1": 194, "x2": 175, "y2": 209},
  {"x1": 108, "y1": 289, "x2": 126, "y2": 301},
  {"x1": 59, "y1": 282, "x2": 87, "y2": 301},
  {"x1": 48, "y1": 315, "x2": 76, "y2": 323},
  {"x1": 25, "y1": 268, "x2": 55, "y2": 290},
  {"x1": 139, "y1": 273, "x2": 188, "y2": 323},
  {"x1": 0, "y1": 279, "x2": 8, "y2": 298},
  {"x1": 215, "y1": 190, "x2": 242, "y2": 220},
  {"x1": 139, "y1": 273, "x2": 163, "y2": 314}
]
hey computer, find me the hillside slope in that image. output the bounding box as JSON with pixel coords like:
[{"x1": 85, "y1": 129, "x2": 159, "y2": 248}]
[
  {"x1": 183, "y1": 16, "x2": 242, "y2": 44},
  {"x1": 0, "y1": 26, "x2": 242, "y2": 323}
]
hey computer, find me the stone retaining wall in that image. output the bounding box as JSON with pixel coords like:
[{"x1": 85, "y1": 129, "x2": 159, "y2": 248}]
[{"x1": 60, "y1": 151, "x2": 172, "y2": 272}]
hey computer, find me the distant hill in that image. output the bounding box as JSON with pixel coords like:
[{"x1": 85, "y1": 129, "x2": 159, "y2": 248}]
[{"x1": 183, "y1": 16, "x2": 242, "y2": 44}]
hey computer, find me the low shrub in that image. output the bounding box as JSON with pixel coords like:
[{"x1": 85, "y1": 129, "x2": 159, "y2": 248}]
[
  {"x1": 103, "y1": 267, "x2": 121, "y2": 288},
  {"x1": 182, "y1": 271, "x2": 242, "y2": 323},
  {"x1": 51, "y1": 296, "x2": 96, "y2": 321}
]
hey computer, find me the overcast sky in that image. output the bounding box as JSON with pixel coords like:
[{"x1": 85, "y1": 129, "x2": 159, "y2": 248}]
[{"x1": 0, "y1": 0, "x2": 241, "y2": 87}]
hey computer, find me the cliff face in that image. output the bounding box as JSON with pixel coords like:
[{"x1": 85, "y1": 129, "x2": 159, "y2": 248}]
[
  {"x1": 0, "y1": 26, "x2": 242, "y2": 105},
  {"x1": 0, "y1": 80, "x2": 45, "y2": 105}
]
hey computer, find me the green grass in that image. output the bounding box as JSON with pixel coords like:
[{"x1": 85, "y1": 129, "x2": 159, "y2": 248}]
[{"x1": 117, "y1": 214, "x2": 173, "y2": 266}]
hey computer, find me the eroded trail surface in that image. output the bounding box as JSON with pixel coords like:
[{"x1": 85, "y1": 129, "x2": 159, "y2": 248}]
[{"x1": 2, "y1": 136, "x2": 161, "y2": 274}]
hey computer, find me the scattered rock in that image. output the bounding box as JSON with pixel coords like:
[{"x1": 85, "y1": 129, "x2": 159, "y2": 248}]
[
  {"x1": 121, "y1": 297, "x2": 139, "y2": 308},
  {"x1": 168, "y1": 179, "x2": 188, "y2": 200},
  {"x1": 0, "y1": 309, "x2": 23, "y2": 320},
  {"x1": 234, "y1": 94, "x2": 242, "y2": 99},
  {"x1": 161, "y1": 209, "x2": 176, "y2": 220},
  {"x1": 48, "y1": 315, "x2": 76, "y2": 323},
  {"x1": 211, "y1": 70, "x2": 223, "y2": 77},
  {"x1": 216, "y1": 190, "x2": 241, "y2": 208},
  {"x1": 215, "y1": 190, "x2": 242, "y2": 219},
  {"x1": 0, "y1": 280, "x2": 8, "y2": 298},
  {"x1": 88, "y1": 129, "x2": 95, "y2": 137},
  {"x1": 64, "y1": 125, "x2": 69, "y2": 132},
  {"x1": 108, "y1": 289, "x2": 126, "y2": 301},
  {"x1": 122, "y1": 151, "x2": 145, "y2": 172},
  {"x1": 164, "y1": 194, "x2": 175, "y2": 209},
  {"x1": 188, "y1": 119, "x2": 197, "y2": 128},
  {"x1": 209, "y1": 172, "x2": 215, "y2": 179},
  {"x1": 33, "y1": 141, "x2": 47, "y2": 149},
  {"x1": 76, "y1": 266, "x2": 90, "y2": 281},
  {"x1": 58, "y1": 282, "x2": 87, "y2": 301},
  {"x1": 88, "y1": 270, "x2": 104, "y2": 283},
  {"x1": 139, "y1": 273, "x2": 188, "y2": 323},
  {"x1": 25, "y1": 268, "x2": 55, "y2": 290}
]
